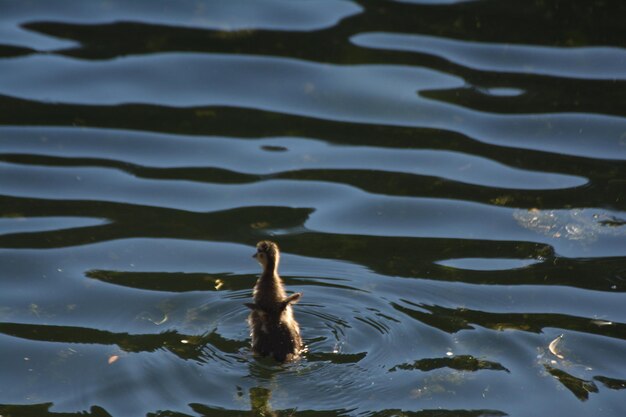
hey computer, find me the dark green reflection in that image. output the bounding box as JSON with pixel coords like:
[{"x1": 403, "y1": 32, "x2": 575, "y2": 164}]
[
  {"x1": 392, "y1": 301, "x2": 626, "y2": 340},
  {"x1": 390, "y1": 355, "x2": 509, "y2": 373},
  {"x1": 544, "y1": 365, "x2": 598, "y2": 401},
  {"x1": 0, "y1": 403, "x2": 112, "y2": 417},
  {"x1": 0, "y1": 44, "x2": 36, "y2": 58},
  {"x1": 86, "y1": 270, "x2": 254, "y2": 293},
  {"x1": 86, "y1": 270, "x2": 360, "y2": 294},
  {"x1": 16, "y1": 0, "x2": 626, "y2": 126},
  {"x1": 0, "y1": 401, "x2": 509, "y2": 417},
  {"x1": 368, "y1": 409, "x2": 507, "y2": 417},
  {"x1": 0, "y1": 322, "x2": 244, "y2": 362},
  {"x1": 21, "y1": 0, "x2": 625, "y2": 57},
  {"x1": 593, "y1": 375, "x2": 626, "y2": 390},
  {"x1": 2, "y1": 94, "x2": 624, "y2": 198},
  {"x1": 0, "y1": 198, "x2": 312, "y2": 250},
  {"x1": 420, "y1": 82, "x2": 626, "y2": 118},
  {"x1": 303, "y1": 351, "x2": 367, "y2": 365},
  {"x1": 0, "y1": 153, "x2": 258, "y2": 184},
  {"x1": 3, "y1": 191, "x2": 625, "y2": 293}
]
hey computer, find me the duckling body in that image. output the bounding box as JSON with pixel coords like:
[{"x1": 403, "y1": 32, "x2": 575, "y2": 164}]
[{"x1": 247, "y1": 241, "x2": 302, "y2": 362}]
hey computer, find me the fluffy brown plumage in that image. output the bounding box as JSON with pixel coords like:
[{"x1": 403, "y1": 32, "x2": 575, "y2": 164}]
[{"x1": 246, "y1": 240, "x2": 303, "y2": 362}]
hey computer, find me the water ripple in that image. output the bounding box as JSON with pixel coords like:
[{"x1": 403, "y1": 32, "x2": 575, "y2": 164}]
[
  {"x1": 2, "y1": 1, "x2": 625, "y2": 416},
  {"x1": 353, "y1": 32, "x2": 626, "y2": 80}
]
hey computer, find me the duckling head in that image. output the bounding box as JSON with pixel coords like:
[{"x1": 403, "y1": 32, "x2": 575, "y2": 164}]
[{"x1": 253, "y1": 240, "x2": 280, "y2": 272}]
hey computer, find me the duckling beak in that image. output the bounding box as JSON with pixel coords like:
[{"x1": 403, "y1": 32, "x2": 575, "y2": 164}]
[{"x1": 252, "y1": 252, "x2": 258, "y2": 259}]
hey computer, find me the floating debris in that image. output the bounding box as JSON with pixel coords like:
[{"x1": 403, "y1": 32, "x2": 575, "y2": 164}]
[
  {"x1": 138, "y1": 312, "x2": 169, "y2": 325},
  {"x1": 549, "y1": 334, "x2": 565, "y2": 359},
  {"x1": 108, "y1": 355, "x2": 119, "y2": 365}
]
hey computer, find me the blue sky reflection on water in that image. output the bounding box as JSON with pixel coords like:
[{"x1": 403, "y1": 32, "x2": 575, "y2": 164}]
[{"x1": 0, "y1": 0, "x2": 625, "y2": 416}]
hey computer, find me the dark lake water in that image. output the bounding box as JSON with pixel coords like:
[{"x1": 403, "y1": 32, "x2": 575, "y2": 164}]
[{"x1": 1, "y1": 1, "x2": 625, "y2": 416}]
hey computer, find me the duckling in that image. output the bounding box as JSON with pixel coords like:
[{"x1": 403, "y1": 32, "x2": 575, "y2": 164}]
[{"x1": 246, "y1": 240, "x2": 303, "y2": 362}]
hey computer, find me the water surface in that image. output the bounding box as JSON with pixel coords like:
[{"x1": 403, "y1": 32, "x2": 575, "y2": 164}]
[{"x1": 1, "y1": 1, "x2": 625, "y2": 416}]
